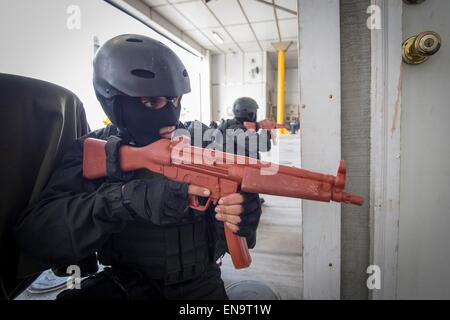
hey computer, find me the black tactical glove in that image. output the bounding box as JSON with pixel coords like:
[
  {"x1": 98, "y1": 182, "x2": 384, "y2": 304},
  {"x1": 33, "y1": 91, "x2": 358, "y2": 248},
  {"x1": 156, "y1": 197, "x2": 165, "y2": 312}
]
[
  {"x1": 98, "y1": 177, "x2": 191, "y2": 226},
  {"x1": 99, "y1": 134, "x2": 193, "y2": 226},
  {"x1": 237, "y1": 192, "x2": 262, "y2": 248}
]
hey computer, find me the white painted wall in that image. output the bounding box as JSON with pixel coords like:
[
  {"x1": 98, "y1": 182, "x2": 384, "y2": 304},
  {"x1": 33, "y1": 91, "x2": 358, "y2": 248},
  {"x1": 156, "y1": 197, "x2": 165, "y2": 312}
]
[
  {"x1": 211, "y1": 52, "x2": 268, "y2": 121},
  {"x1": 298, "y1": 0, "x2": 342, "y2": 299},
  {"x1": 199, "y1": 50, "x2": 212, "y2": 124},
  {"x1": 284, "y1": 68, "x2": 300, "y2": 105},
  {"x1": 0, "y1": 0, "x2": 209, "y2": 130},
  {"x1": 266, "y1": 52, "x2": 276, "y2": 115}
]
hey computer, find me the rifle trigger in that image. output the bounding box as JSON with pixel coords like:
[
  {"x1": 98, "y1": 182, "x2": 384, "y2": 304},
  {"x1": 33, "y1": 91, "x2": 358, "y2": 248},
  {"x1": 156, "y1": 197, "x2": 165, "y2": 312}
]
[{"x1": 188, "y1": 195, "x2": 212, "y2": 212}]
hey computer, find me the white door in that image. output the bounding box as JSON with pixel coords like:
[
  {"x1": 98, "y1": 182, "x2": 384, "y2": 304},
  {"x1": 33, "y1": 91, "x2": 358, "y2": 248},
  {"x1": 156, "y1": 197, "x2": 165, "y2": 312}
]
[{"x1": 398, "y1": 0, "x2": 450, "y2": 299}]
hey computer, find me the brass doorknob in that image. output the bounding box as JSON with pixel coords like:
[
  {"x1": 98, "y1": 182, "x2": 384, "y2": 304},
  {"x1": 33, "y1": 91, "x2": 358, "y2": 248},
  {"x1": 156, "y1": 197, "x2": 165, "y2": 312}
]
[{"x1": 402, "y1": 31, "x2": 442, "y2": 65}]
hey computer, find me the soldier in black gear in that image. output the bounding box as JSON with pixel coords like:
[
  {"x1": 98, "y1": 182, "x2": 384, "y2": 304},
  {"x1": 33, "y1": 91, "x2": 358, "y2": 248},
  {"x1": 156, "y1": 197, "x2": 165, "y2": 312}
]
[
  {"x1": 14, "y1": 34, "x2": 262, "y2": 300},
  {"x1": 218, "y1": 97, "x2": 272, "y2": 159}
]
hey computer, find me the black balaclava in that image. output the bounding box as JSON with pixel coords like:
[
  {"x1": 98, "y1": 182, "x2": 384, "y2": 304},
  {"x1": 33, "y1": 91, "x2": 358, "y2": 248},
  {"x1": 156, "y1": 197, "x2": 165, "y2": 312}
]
[
  {"x1": 114, "y1": 95, "x2": 181, "y2": 146},
  {"x1": 236, "y1": 114, "x2": 256, "y2": 123}
]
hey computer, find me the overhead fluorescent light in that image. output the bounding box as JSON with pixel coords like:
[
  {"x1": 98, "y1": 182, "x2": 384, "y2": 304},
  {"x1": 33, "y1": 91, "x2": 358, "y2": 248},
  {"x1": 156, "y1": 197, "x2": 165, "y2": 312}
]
[{"x1": 212, "y1": 32, "x2": 224, "y2": 44}]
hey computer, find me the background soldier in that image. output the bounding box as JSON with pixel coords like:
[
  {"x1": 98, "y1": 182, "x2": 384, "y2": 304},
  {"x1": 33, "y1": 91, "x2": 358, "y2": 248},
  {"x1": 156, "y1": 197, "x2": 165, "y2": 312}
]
[{"x1": 217, "y1": 97, "x2": 272, "y2": 160}]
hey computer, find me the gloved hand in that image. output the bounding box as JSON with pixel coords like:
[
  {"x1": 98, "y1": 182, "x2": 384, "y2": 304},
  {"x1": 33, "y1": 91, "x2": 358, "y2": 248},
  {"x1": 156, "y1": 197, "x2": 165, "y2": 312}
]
[
  {"x1": 100, "y1": 134, "x2": 211, "y2": 226},
  {"x1": 98, "y1": 178, "x2": 210, "y2": 226},
  {"x1": 121, "y1": 178, "x2": 189, "y2": 225},
  {"x1": 214, "y1": 192, "x2": 262, "y2": 248}
]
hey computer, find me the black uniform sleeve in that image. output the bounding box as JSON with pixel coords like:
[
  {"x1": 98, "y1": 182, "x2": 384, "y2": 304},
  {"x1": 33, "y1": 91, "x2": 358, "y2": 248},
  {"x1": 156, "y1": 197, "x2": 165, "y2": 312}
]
[
  {"x1": 219, "y1": 119, "x2": 271, "y2": 158},
  {"x1": 257, "y1": 129, "x2": 272, "y2": 153},
  {"x1": 14, "y1": 137, "x2": 130, "y2": 268}
]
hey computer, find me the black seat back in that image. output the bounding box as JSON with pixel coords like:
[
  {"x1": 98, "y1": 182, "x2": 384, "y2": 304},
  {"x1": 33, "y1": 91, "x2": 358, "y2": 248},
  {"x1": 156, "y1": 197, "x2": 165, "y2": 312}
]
[{"x1": 0, "y1": 73, "x2": 90, "y2": 299}]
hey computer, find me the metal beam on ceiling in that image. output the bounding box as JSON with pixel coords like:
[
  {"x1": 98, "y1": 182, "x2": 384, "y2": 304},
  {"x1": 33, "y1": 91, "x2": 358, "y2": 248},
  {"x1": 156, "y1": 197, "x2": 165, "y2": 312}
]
[
  {"x1": 165, "y1": 0, "x2": 225, "y2": 54},
  {"x1": 272, "y1": 0, "x2": 282, "y2": 42},
  {"x1": 236, "y1": 0, "x2": 263, "y2": 51},
  {"x1": 252, "y1": 0, "x2": 297, "y2": 16}
]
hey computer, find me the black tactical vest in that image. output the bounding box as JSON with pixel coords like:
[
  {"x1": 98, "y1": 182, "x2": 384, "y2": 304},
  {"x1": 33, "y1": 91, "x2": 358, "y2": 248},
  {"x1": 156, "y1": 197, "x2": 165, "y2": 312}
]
[{"x1": 97, "y1": 216, "x2": 217, "y2": 285}]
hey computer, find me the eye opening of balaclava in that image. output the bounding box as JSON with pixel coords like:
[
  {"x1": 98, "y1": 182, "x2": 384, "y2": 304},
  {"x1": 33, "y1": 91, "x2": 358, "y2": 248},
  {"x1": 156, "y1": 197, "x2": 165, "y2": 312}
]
[{"x1": 113, "y1": 95, "x2": 182, "y2": 146}]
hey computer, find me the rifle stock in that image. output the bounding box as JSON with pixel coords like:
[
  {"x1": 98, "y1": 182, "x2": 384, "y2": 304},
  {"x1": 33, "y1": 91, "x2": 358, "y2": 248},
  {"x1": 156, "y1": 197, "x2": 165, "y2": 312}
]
[{"x1": 82, "y1": 137, "x2": 364, "y2": 269}]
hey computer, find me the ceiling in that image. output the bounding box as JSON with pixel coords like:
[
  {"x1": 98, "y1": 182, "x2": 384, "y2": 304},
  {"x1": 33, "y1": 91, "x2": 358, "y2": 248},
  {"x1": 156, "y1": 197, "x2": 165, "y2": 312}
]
[{"x1": 140, "y1": 0, "x2": 298, "y2": 64}]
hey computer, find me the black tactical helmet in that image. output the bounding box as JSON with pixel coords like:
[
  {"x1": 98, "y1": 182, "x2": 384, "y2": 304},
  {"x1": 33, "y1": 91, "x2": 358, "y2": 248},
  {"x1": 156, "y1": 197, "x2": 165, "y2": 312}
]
[
  {"x1": 93, "y1": 34, "x2": 191, "y2": 123},
  {"x1": 232, "y1": 97, "x2": 259, "y2": 122}
]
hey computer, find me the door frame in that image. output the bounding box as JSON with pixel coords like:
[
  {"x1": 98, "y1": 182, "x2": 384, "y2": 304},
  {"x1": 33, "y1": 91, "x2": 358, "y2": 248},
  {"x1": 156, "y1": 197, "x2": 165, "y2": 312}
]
[
  {"x1": 369, "y1": 0, "x2": 403, "y2": 300},
  {"x1": 299, "y1": 0, "x2": 404, "y2": 300}
]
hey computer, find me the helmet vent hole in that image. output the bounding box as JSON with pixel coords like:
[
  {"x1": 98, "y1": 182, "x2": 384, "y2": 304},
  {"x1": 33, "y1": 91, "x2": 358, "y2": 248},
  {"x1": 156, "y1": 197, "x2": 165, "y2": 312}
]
[
  {"x1": 131, "y1": 69, "x2": 155, "y2": 79},
  {"x1": 126, "y1": 38, "x2": 143, "y2": 43},
  {"x1": 183, "y1": 69, "x2": 188, "y2": 77}
]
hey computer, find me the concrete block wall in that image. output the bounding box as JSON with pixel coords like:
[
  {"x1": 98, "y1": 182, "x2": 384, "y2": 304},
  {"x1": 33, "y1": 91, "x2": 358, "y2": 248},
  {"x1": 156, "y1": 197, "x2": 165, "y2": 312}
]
[{"x1": 340, "y1": 0, "x2": 371, "y2": 300}]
